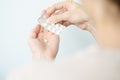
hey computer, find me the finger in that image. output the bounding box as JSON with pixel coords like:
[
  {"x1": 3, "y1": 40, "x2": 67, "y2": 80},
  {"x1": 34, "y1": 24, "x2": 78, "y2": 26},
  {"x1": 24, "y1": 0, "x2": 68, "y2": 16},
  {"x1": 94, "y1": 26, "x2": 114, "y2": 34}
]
[
  {"x1": 29, "y1": 32, "x2": 36, "y2": 39},
  {"x1": 38, "y1": 26, "x2": 44, "y2": 39},
  {"x1": 62, "y1": 21, "x2": 71, "y2": 26},
  {"x1": 58, "y1": 21, "x2": 70, "y2": 26},
  {"x1": 46, "y1": 2, "x2": 66, "y2": 16},
  {"x1": 33, "y1": 24, "x2": 41, "y2": 34},
  {"x1": 47, "y1": 12, "x2": 70, "y2": 24},
  {"x1": 43, "y1": 26, "x2": 54, "y2": 36},
  {"x1": 41, "y1": 10, "x2": 46, "y2": 15},
  {"x1": 30, "y1": 24, "x2": 40, "y2": 39},
  {"x1": 40, "y1": 26, "x2": 44, "y2": 33}
]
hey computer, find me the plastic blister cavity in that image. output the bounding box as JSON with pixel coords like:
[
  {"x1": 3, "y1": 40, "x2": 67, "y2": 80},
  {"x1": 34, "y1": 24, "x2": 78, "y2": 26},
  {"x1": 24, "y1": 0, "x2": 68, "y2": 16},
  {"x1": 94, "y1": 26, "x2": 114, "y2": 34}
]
[{"x1": 38, "y1": 14, "x2": 66, "y2": 35}]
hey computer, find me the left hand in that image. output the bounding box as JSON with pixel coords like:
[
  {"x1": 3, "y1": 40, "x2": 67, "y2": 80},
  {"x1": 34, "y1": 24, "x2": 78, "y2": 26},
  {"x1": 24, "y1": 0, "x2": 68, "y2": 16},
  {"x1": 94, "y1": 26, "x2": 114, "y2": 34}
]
[{"x1": 28, "y1": 24, "x2": 59, "y2": 61}]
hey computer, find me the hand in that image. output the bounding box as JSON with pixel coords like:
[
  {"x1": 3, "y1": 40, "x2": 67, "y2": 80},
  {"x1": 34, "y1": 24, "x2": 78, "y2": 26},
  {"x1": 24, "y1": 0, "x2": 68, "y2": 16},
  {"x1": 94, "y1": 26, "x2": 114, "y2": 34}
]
[
  {"x1": 28, "y1": 24, "x2": 59, "y2": 61},
  {"x1": 44, "y1": 0, "x2": 92, "y2": 31}
]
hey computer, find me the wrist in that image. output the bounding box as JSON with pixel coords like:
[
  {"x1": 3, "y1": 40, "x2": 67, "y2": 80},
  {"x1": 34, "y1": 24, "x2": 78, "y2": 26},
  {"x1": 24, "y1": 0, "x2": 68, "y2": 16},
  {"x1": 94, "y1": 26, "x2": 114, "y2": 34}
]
[
  {"x1": 86, "y1": 21, "x2": 96, "y2": 38},
  {"x1": 77, "y1": 21, "x2": 96, "y2": 38},
  {"x1": 32, "y1": 52, "x2": 56, "y2": 61}
]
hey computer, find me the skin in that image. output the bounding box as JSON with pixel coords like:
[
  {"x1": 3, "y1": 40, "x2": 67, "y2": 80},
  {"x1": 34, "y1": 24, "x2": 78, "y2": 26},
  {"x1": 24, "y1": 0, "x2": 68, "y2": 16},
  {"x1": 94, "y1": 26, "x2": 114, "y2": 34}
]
[
  {"x1": 28, "y1": 24, "x2": 59, "y2": 60},
  {"x1": 28, "y1": 0, "x2": 120, "y2": 60},
  {"x1": 81, "y1": 0, "x2": 120, "y2": 48}
]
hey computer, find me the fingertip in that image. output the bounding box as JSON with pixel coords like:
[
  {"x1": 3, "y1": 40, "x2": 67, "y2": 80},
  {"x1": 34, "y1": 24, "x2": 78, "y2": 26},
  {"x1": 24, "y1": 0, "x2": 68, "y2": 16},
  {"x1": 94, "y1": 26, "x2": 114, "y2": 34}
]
[
  {"x1": 30, "y1": 31, "x2": 37, "y2": 39},
  {"x1": 41, "y1": 10, "x2": 46, "y2": 15},
  {"x1": 47, "y1": 15, "x2": 62, "y2": 24},
  {"x1": 46, "y1": 7, "x2": 54, "y2": 17},
  {"x1": 33, "y1": 32, "x2": 37, "y2": 38},
  {"x1": 46, "y1": 2, "x2": 65, "y2": 17},
  {"x1": 36, "y1": 24, "x2": 41, "y2": 28},
  {"x1": 32, "y1": 24, "x2": 41, "y2": 35},
  {"x1": 36, "y1": 24, "x2": 41, "y2": 30}
]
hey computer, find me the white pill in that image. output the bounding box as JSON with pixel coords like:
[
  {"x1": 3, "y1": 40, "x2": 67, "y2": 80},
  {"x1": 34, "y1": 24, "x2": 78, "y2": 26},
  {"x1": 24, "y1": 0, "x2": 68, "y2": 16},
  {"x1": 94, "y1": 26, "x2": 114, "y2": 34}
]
[{"x1": 38, "y1": 14, "x2": 66, "y2": 35}]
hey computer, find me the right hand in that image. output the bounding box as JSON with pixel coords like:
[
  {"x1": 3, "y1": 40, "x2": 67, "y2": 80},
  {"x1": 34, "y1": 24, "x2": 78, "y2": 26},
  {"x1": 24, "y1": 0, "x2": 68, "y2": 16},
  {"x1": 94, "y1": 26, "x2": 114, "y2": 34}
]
[
  {"x1": 44, "y1": 0, "x2": 92, "y2": 31},
  {"x1": 28, "y1": 25, "x2": 60, "y2": 61}
]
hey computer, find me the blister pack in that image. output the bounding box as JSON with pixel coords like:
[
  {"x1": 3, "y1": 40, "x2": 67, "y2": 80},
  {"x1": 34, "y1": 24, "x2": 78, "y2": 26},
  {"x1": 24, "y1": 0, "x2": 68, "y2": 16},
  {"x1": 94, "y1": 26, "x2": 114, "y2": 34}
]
[{"x1": 38, "y1": 14, "x2": 66, "y2": 35}]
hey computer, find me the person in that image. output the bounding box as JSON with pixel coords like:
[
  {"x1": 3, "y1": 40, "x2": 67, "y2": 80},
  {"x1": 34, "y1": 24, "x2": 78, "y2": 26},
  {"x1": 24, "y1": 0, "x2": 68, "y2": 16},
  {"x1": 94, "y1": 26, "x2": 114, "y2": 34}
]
[{"x1": 6, "y1": 0, "x2": 120, "y2": 80}]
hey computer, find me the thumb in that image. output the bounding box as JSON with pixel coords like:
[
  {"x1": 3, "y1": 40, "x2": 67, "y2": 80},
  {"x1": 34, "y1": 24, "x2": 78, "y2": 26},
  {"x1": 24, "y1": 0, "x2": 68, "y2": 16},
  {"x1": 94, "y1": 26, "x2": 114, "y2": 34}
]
[
  {"x1": 47, "y1": 12, "x2": 70, "y2": 24},
  {"x1": 30, "y1": 25, "x2": 40, "y2": 39},
  {"x1": 30, "y1": 32, "x2": 36, "y2": 39}
]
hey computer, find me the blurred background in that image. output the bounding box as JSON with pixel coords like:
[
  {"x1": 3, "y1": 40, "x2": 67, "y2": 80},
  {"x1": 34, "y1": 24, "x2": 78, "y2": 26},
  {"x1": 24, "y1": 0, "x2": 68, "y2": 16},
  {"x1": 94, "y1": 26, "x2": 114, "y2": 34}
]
[{"x1": 0, "y1": 0, "x2": 95, "y2": 80}]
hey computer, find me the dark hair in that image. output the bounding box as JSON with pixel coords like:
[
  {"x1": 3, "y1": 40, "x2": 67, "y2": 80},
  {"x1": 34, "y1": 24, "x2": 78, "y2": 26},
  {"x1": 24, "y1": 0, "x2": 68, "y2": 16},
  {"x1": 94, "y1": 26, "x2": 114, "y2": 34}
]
[{"x1": 110, "y1": 0, "x2": 120, "y2": 8}]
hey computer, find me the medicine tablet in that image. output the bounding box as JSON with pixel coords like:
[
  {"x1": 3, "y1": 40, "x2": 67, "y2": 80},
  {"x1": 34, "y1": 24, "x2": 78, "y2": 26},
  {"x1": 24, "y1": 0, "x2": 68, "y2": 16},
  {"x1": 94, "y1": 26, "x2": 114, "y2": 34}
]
[{"x1": 38, "y1": 14, "x2": 66, "y2": 35}]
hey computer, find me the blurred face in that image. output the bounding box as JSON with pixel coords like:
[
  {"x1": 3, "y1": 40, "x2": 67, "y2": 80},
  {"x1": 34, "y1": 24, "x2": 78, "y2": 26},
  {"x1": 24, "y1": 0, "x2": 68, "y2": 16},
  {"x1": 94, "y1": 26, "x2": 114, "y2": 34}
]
[
  {"x1": 81, "y1": 0, "x2": 106, "y2": 45},
  {"x1": 81, "y1": 0, "x2": 104, "y2": 25},
  {"x1": 81, "y1": 0, "x2": 120, "y2": 48}
]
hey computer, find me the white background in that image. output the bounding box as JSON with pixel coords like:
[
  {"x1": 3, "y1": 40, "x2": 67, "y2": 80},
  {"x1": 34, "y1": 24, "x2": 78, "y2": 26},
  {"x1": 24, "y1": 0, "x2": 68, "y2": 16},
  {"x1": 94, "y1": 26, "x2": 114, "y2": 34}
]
[{"x1": 0, "y1": 0, "x2": 95, "y2": 80}]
